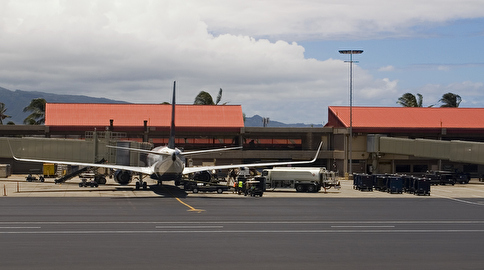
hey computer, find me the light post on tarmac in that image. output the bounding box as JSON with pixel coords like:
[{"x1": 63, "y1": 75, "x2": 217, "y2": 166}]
[{"x1": 339, "y1": 50, "x2": 363, "y2": 177}]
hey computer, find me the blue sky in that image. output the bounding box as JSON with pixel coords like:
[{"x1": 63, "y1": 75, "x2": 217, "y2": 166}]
[
  {"x1": 300, "y1": 18, "x2": 484, "y2": 107},
  {"x1": 1, "y1": 1, "x2": 483, "y2": 124}
]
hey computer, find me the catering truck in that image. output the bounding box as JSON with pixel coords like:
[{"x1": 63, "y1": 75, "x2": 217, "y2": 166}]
[{"x1": 262, "y1": 167, "x2": 340, "y2": 192}]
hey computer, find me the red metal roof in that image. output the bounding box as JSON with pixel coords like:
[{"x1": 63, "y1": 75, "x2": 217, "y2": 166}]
[
  {"x1": 45, "y1": 103, "x2": 244, "y2": 130},
  {"x1": 326, "y1": 106, "x2": 484, "y2": 133}
]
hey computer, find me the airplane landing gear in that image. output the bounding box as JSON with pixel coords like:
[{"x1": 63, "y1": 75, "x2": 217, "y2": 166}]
[
  {"x1": 135, "y1": 180, "x2": 148, "y2": 190},
  {"x1": 134, "y1": 174, "x2": 148, "y2": 190}
]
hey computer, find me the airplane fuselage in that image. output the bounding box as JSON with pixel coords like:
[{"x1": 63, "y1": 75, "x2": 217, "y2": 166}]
[{"x1": 147, "y1": 146, "x2": 185, "y2": 181}]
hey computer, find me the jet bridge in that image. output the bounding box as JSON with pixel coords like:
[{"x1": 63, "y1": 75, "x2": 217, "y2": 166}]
[
  {"x1": 369, "y1": 135, "x2": 484, "y2": 165},
  {"x1": 0, "y1": 137, "x2": 151, "y2": 174}
]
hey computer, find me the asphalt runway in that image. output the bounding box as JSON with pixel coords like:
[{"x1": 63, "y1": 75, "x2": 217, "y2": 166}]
[{"x1": 0, "y1": 194, "x2": 483, "y2": 270}]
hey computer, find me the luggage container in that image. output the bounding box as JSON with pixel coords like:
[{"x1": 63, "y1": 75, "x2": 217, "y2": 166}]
[
  {"x1": 0, "y1": 164, "x2": 11, "y2": 178},
  {"x1": 353, "y1": 174, "x2": 360, "y2": 189},
  {"x1": 401, "y1": 175, "x2": 413, "y2": 193},
  {"x1": 386, "y1": 176, "x2": 403, "y2": 194},
  {"x1": 373, "y1": 174, "x2": 388, "y2": 191},
  {"x1": 353, "y1": 173, "x2": 373, "y2": 191},
  {"x1": 43, "y1": 163, "x2": 56, "y2": 178},
  {"x1": 411, "y1": 177, "x2": 430, "y2": 196}
]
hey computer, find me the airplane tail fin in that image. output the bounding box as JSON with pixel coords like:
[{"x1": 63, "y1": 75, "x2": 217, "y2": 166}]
[{"x1": 168, "y1": 81, "x2": 176, "y2": 149}]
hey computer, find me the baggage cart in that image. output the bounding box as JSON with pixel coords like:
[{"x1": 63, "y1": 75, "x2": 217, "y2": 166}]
[
  {"x1": 412, "y1": 177, "x2": 430, "y2": 196},
  {"x1": 353, "y1": 173, "x2": 373, "y2": 191},
  {"x1": 386, "y1": 176, "x2": 403, "y2": 194},
  {"x1": 373, "y1": 174, "x2": 388, "y2": 191}
]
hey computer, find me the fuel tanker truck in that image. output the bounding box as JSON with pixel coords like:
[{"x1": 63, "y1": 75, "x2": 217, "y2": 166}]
[{"x1": 262, "y1": 167, "x2": 340, "y2": 193}]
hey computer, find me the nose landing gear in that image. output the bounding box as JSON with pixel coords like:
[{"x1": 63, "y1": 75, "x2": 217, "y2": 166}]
[{"x1": 134, "y1": 174, "x2": 149, "y2": 190}]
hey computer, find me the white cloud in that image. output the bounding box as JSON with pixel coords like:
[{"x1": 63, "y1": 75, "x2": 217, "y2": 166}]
[
  {"x1": 196, "y1": 0, "x2": 484, "y2": 40},
  {"x1": 378, "y1": 65, "x2": 395, "y2": 72},
  {"x1": 437, "y1": 65, "x2": 451, "y2": 71},
  {"x1": 0, "y1": 0, "x2": 483, "y2": 124}
]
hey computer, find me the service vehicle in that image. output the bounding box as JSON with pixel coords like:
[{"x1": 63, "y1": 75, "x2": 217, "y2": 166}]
[
  {"x1": 79, "y1": 178, "x2": 99, "y2": 188},
  {"x1": 262, "y1": 167, "x2": 340, "y2": 193},
  {"x1": 244, "y1": 176, "x2": 265, "y2": 197},
  {"x1": 423, "y1": 171, "x2": 456, "y2": 186},
  {"x1": 26, "y1": 174, "x2": 44, "y2": 182},
  {"x1": 183, "y1": 181, "x2": 228, "y2": 194}
]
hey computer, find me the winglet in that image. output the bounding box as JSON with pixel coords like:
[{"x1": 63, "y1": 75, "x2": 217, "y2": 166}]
[
  {"x1": 6, "y1": 139, "x2": 19, "y2": 161},
  {"x1": 310, "y1": 141, "x2": 323, "y2": 163}
]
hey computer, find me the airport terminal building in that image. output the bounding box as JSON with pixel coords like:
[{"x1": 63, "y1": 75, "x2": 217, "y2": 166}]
[{"x1": 1, "y1": 103, "x2": 484, "y2": 176}]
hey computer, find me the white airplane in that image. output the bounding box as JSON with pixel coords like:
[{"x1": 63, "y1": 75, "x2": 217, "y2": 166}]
[{"x1": 11, "y1": 81, "x2": 322, "y2": 189}]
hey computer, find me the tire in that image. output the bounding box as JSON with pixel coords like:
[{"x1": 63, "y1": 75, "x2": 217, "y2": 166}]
[
  {"x1": 142, "y1": 182, "x2": 148, "y2": 190},
  {"x1": 217, "y1": 188, "x2": 223, "y2": 194},
  {"x1": 193, "y1": 188, "x2": 199, "y2": 193},
  {"x1": 98, "y1": 177, "x2": 107, "y2": 185},
  {"x1": 295, "y1": 184, "x2": 305, "y2": 192},
  {"x1": 307, "y1": 184, "x2": 317, "y2": 193},
  {"x1": 79, "y1": 183, "x2": 83, "y2": 187},
  {"x1": 135, "y1": 182, "x2": 140, "y2": 190}
]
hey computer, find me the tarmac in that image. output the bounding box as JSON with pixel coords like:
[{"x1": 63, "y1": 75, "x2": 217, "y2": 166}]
[{"x1": 1, "y1": 174, "x2": 484, "y2": 200}]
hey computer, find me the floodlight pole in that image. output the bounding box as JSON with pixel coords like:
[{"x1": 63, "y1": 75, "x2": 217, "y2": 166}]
[{"x1": 339, "y1": 50, "x2": 363, "y2": 176}]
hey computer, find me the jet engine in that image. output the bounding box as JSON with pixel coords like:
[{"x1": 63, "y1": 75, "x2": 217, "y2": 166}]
[{"x1": 114, "y1": 170, "x2": 133, "y2": 185}]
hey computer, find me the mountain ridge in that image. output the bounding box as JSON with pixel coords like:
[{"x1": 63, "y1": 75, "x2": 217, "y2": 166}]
[
  {"x1": 244, "y1": 114, "x2": 323, "y2": 127},
  {"x1": 0, "y1": 87, "x2": 128, "y2": 124},
  {"x1": 0, "y1": 87, "x2": 323, "y2": 127}
]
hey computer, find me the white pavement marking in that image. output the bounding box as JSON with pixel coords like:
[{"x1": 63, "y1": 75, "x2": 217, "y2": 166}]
[
  {"x1": 0, "y1": 220, "x2": 484, "y2": 225},
  {"x1": 331, "y1": 226, "x2": 395, "y2": 228},
  {"x1": 0, "y1": 227, "x2": 41, "y2": 229},
  {"x1": 155, "y1": 226, "x2": 224, "y2": 229},
  {"x1": 0, "y1": 229, "x2": 484, "y2": 234},
  {"x1": 432, "y1": 194, "x2": 484, "y2": 206}
]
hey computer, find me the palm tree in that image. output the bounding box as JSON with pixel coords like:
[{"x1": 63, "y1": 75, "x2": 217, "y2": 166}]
[
  {"x1": 0, "y1": 102, "x2": 11, "y2": 125},
  {"x1": 215, "y1": 88, "x2": 223, "y2": 105},
  {"x1": 194, "y1": 88, "x2": 226, "y2": 105},
  {"x1": 439, "y1": 92, "x2": 461, "y2": 107},
  {"x1": 194, "y1": 91, "x2": 215, "y2": 105},
  {"x1": 397, "y1": 93, "x2": 423, "y2": 107},
  {"x1": 23, "y1": 98, "x2": 46, "y2": 125}
]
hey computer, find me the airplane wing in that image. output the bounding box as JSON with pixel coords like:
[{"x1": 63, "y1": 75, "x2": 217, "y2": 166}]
[
  {"x1": 7, "y1": 139, "x2": 154, "y2": 175},
  {"x1": 12, "y1": 156, "x2": 155, "y2": 175},
  {"x1": 106, "y1": 145, "x2": 170, "y2": 156},
  {"x1": 106, "y1": 145, "x2": 242, "y2": 156},
  {"x1": 183, "y1": 146, "x2": 242, "y2": 156},
  {"x1": 183, "y1": 142, "x2": 323, "y2": 174}
]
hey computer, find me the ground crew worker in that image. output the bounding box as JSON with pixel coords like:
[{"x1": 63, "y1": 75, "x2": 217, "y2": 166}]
[{"x1": 238, "y1": 179, "x2": 244, "y2": 195}]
